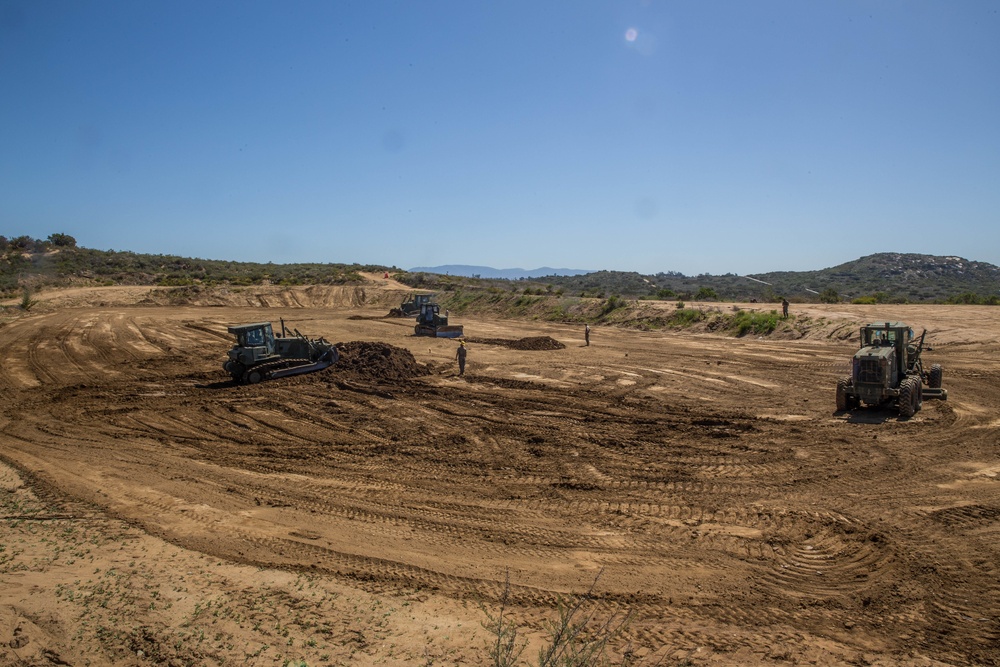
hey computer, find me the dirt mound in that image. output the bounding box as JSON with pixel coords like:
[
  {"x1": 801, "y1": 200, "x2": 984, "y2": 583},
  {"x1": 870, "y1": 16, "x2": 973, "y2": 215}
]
[
  {"x1": 466, "y1": 336, "x2": 566, "y2": 351},
  {"x1": 508, "y1": 336, "x2": 565, "y2": 351},
  {"x1": 332, "y1": 341, "x2": 429, "y2": 383}
]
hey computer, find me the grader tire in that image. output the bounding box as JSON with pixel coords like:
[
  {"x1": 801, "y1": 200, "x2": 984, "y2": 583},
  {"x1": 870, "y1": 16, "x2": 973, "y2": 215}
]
[
  {"x1": 899, "y1": 378, "x2": 916, "y2": 418},
  {"x1": 929, "y1": 364, "x2": 943, "y2": 389},
  {"x1": 836, "y1": 377, "x2": 852, "y2": 412}
]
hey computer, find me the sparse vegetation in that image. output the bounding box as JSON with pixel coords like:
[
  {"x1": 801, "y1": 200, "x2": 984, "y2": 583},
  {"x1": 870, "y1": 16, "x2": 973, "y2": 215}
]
[
  {"x1": 19, "y1": 287, "x2": 38, "y2": 311},
  {"x1": 480, "y1": 571, "x2": 528, "y2": 667},
  {"x1": 3, "y1": 235, "x2": 998, "y2": 306},
  {"x1": 728, "y1": 310, "x2": 780, "y2": 336},
  {"x1": 0, "y1": 234, "x2": 388, "y2": 298},
  {"x1": 694, "y1": 287, "x2": 718, "y2": 301},
  {"x1": 819, "y1": 288, "x2": 840, "y2": 303},
  {"x1": 670, "y1": 308, "x2": 705, "y2": 327},
  {"x1": 482, "y1": 570, "x2": 642, "y2": 667}
]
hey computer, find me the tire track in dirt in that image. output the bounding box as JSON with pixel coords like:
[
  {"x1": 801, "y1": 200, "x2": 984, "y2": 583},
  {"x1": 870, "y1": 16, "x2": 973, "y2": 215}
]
[
  {"x1": 3, "y1": 304, "x2": 1000, "y2": 665},
  {"x1": 24, "y1": 325, "x2": 62, "y2": 386}
]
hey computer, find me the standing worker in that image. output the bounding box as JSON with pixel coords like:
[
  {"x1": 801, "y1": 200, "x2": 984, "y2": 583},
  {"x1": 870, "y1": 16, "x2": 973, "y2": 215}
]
[
  {"x1": 585, "y1": 324, "x2": 591, "y2": 346},
  {"x1": 781, "y1": 298, "x2": 789, "y2": 318},
  {"x1": 456, "y1": 340, "x2": 467, "y2": 376}
]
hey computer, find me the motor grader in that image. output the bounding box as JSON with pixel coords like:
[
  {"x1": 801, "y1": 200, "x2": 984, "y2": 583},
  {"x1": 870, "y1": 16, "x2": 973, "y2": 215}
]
[
  {"x1": 836, "y1": 321, "x2": 946, "y2": 417},
  {"x1": 223, "y1": 319, "x2": 339, "y2": 384}
]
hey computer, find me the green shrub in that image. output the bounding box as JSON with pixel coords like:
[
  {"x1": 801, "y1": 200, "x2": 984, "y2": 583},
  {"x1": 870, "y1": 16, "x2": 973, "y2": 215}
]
[
  {"x1": 819, "y1": 288, "x2": 840, "y2": 303},
  {"x1": 671, "y1": 308, "x2": 705, "y2": 327},
  {"x1": 729, "y1": 310, "x2": 779, "y2": 336},
  {"x1": 600, "y1": 295, "x2": 626, "y2": 315},
  {"x1": 20, "y1": 287, "x2": 38, "y2": 311}
]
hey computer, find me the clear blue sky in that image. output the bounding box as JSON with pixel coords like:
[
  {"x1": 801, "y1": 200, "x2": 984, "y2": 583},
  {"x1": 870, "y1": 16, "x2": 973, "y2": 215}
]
[{"x1": 2, "y1": 1, "x2": 998, "y2": 276}]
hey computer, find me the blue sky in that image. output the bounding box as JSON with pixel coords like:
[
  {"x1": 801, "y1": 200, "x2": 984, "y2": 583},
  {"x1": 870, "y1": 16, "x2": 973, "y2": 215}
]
[{"x1": 2, "y1": 1, "x2": 998, "y2": 276}]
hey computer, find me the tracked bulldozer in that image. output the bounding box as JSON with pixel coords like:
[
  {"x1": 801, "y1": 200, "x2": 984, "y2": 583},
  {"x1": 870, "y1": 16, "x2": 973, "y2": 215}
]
[
  {"x1": 414, "y1": 303, "x2": 463, "y2": 338},
  {"x1": 836, "y1": 321, "x2": 946, "y2": 417},
  {"x1": 223, "y1": 319, "x2": 339, "y2": 384}
]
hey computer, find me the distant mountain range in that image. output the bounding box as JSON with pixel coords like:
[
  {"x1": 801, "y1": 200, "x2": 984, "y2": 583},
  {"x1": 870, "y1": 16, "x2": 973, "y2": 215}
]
[{"x1": 408, "y1": 265, "x2": 593, "y2": 279}]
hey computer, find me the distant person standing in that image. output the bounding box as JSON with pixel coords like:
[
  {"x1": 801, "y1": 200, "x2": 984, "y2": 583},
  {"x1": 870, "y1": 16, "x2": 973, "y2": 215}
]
[
  {"x1": 585, "y1": 324, "x2": 591, "y2": 346},
  {"x1": 456, "y1": 340, "x2": 467, "y2": 376},
  {"x1": 781, "y1": 298, "x2": 789, "y2": 318}
]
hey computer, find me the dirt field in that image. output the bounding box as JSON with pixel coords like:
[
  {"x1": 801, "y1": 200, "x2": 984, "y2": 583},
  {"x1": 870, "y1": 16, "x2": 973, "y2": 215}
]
[{"x1": 1, "y1": 283, "x2": 998, "y2": 666}]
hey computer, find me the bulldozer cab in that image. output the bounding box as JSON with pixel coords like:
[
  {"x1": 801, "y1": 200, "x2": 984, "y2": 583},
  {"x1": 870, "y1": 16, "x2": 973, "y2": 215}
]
[
  {"x1": 229, "y1": 322, "x2": 275, "y2": 349},
  {"x1": 417, "y1": 302, "x2": 444, "y2": 326}
]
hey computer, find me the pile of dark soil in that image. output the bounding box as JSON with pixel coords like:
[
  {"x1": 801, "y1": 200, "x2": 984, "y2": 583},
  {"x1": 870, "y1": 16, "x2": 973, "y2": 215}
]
[
  {"x1": 508, "y1": 336, "x2": 565, "y2": 351},
  {"x1": 467, "y1": 336, "x2": 565, "y2": 351},
  {"x1": 332, "y1": 341, "x2": 430, "y2": 383}
]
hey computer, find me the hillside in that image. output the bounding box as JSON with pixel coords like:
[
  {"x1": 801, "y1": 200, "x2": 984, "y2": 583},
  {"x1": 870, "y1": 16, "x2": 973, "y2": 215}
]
[
  {"x1": 753, "y1": 253, "x2": 1000, "y2": 303},
  {"x1": 404, "y1": 254, "x2": 1000, "y2": 305},
  {"x1": 2, "y1": 234, "x2": 998, "y2": 305}
]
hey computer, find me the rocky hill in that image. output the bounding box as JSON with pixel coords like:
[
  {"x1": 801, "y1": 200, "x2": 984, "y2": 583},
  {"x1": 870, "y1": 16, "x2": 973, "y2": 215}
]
[{"x1": 750, "y1": 253, "x2": 1000, "y2": 303}]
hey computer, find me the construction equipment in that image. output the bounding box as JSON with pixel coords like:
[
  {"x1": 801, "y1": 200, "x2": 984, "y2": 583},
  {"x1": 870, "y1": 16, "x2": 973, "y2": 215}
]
[
  {"x1": 389, "y1": 293, "x2": 434, "y2": 317},
  {"x1": 836, "y1": 321, "x2": 946, "y2": 417},
  {"x1": 223, "y1": 319, "x2": 339, "y2": 384},
  {"x1": 414, "y1": 303, "x2": 463, "y2": 338}
]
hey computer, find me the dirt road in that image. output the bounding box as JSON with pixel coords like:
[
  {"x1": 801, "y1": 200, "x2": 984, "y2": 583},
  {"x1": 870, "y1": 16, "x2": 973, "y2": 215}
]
[{"x1": 1, "y1": 292, "x2": 998, "y2": 666}]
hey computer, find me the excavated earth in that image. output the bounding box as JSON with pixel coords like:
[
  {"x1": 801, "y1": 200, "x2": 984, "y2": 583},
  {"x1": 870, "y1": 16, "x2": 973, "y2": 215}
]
[
  {"x1": 465, "y1": 335, "x2": 567, "y2": 351},
  {"x1": 1, "y1": 282, "x2": 999, "y2": 666}
]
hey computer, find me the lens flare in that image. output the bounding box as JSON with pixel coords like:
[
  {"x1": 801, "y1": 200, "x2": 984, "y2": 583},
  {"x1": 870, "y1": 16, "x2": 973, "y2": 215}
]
[{"x1": 625, "y1": 27, "x2": 638, "y2": 42}]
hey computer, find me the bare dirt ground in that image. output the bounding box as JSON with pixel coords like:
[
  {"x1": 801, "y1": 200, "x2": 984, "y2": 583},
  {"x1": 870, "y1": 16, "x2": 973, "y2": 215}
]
[{"x1": 1, "y1": 283, "x2": 998, "y2": 666}]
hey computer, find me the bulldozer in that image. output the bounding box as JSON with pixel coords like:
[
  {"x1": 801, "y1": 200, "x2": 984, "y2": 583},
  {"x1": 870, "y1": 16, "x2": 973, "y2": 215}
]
[
  {"x1": 836, "y1": 321, "x2": 946, "y2": 417},
  {"x1": 223, "y1": 319, "x2": 339, "y2": 384},
  {"x1": 388, "y1": 293, "x2": 434, "y2": 317},
  {"x1": 414, "y1": 302, "x2": 463, "y2": 338}
]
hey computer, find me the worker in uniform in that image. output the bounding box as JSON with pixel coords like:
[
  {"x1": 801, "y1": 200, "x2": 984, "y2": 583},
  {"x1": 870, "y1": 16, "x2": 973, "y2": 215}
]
[
  {"x1": 585, "y1": 324, "x2": 591, "y2": 346},
  {"x1": 781, "y1": 298, "x2": 789, "y2": 318},
  {"x1": 456, "y1": 340, "x2": 467, "y2": 376}
]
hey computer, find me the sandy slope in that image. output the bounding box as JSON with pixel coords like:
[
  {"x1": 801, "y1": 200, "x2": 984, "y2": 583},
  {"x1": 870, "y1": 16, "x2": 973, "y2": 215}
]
[{"x1": 1, "y1": 283, "x2": 998, "y2": 666}]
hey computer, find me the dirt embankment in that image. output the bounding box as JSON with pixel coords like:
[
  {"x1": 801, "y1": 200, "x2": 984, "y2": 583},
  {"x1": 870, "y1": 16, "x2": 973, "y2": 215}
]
[{"x1": 6, "y1": 281, "x2": 1000, "y2": 348}]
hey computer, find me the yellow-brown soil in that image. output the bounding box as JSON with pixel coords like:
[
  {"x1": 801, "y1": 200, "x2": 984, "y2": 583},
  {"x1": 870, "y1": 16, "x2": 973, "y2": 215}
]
[{"x1": 1, "y1": 282, "x2": 998, "y2": 666}]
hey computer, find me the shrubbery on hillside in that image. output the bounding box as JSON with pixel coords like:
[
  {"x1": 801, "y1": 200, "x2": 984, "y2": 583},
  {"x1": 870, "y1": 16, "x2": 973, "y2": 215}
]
[
  {"x1": 0, "y1": 234, "x2": 388, "y2": 298},
  {"x1": 3, "y1": 235, "x2": 998, "y2": 305}
]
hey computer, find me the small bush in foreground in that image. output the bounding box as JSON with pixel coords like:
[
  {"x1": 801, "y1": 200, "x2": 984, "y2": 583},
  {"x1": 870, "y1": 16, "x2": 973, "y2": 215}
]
[
  {"x1": 483, "y1": 570, "x2": 646, "y2": 667},
  {"x1": 20, "y1": 287, "x2": 38, "y2": 311}
]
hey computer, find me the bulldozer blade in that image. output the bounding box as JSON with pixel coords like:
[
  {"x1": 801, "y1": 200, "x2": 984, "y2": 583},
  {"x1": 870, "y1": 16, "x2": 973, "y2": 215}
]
[{"x1": 435, "y1": 326, "x2": 464, "y2": 338}]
